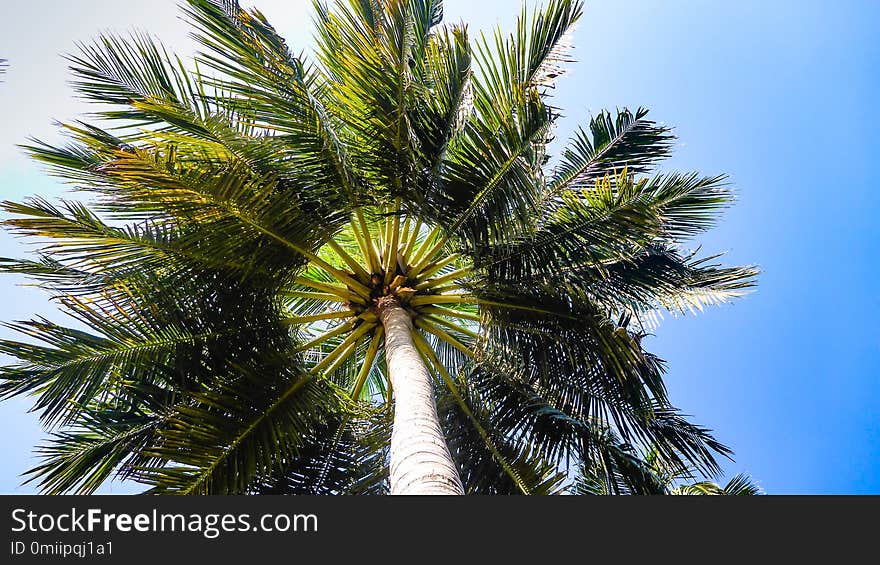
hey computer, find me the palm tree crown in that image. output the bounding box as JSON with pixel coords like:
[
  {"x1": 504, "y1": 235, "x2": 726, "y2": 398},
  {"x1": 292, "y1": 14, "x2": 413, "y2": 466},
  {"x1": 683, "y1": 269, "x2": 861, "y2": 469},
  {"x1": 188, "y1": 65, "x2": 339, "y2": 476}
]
[{"x1": 0, "y1": 0, "x2": 756, "y2": 494}]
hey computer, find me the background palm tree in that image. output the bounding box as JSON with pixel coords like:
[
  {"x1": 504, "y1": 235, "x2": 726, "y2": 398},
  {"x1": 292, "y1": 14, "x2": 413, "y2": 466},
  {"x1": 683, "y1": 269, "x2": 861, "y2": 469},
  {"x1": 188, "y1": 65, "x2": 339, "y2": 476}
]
[
  {"x1": 0, "y1": 0, "x2": 756, "y2": 494},
  {"x1": 571, "y1": 434, "x2": 762, "y2": 495}
]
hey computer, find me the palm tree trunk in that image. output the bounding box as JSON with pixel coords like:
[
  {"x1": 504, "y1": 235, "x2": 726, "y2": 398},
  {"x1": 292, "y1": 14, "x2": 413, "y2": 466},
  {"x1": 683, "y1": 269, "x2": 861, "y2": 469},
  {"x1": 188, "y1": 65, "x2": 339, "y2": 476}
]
[{"x1": 377, "y1": 296, "x2": 464, "y2": 495}]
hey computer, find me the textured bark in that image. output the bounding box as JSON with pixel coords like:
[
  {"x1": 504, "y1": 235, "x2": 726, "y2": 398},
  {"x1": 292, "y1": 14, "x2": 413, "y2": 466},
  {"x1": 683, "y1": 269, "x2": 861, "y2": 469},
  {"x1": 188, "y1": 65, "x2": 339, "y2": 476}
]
[{"x1": 378, "y1": 297, "x2": 464, "y2": 495}]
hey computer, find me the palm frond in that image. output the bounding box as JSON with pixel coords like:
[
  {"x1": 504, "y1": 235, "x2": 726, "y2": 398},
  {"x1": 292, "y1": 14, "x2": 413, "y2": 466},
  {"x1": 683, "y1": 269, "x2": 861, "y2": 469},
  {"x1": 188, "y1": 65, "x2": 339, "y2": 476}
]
[
  {"x1": 24, "y1": 403, "x2": 162, "y2": 495},
  {"x1": 467, "y1": 171, "x2": 757, "y2": 325},
  {"x1": 467, "y1": 357, "x2": 729, "y2": 480},
  {"x1": 671, "y1": 473, "x2": 762, "y2": 496},
  {"x1": 137, "y1": 372, "x2": 343, "y2": 495},
  {"x1": 544, "y1": 107, "x2": 674, "y2": 205},
  {"x1": 252, "y1": 408, "x2": 390, "y2": 495},
  {"x1": 0, "y1": 198, "x2": 282, "y2": 285},
  {"x1": 0, "y1": 258, "x2": 289, "y2": 427},
  {"x1": 432, "y1": 0, "x2": 582, "y2": 246},
  {"x1": 437, "y1": 375, "x2": 567, "y2": 495},
  {"x1": 183, "y1": 0, "x2": 360, "y2": 204},
  {"x1": 66, "y1": 32, "x2": 205, "y2": 127},
  {"x1": 569, "y1": 428, "x2": 668, "y2": 495}
]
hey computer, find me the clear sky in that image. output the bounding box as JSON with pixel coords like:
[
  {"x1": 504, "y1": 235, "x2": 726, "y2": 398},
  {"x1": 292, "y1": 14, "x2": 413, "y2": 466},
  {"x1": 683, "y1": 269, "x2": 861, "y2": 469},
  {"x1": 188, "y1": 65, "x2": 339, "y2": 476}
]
[{"x1": 0, "y1": 0, "x2": 877, "y2": 494}]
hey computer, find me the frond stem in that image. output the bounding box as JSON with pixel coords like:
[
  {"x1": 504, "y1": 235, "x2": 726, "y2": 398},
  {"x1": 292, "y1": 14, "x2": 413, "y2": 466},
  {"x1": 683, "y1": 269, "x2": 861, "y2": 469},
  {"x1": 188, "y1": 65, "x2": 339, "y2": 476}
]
[
  {"x1": 351, "y1": 327, "x2": 383, "y2": 400},
  {"x1": 310, "y1": 321, "x2": 376, "y2": 375},
  {"x1": 410, "y1": 294, "x2": 476, "y2": 307},
  {"x1": 414, "y1": 317, "x2": 473, "y2": 357},
  {"x1": 326, "y1": 239, "x2": 371, "y2": 282},
  {"x1": 283, "y1": 310, "x2": 356, "y2": 325}
]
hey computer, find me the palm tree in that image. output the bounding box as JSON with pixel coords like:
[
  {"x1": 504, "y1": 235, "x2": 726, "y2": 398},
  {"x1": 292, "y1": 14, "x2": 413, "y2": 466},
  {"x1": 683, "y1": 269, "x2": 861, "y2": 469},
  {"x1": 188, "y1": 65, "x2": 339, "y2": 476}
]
[{"x1": 0, "y1": 0, "x2": 756, "y2": 495}]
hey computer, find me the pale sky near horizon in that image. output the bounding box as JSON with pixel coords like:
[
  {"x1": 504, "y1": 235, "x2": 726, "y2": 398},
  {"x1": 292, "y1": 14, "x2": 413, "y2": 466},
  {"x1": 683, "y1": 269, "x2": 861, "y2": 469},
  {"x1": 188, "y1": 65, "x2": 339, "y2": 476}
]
[{"x1": 1, "y1": 0, "x2": 878, "y2": 494}]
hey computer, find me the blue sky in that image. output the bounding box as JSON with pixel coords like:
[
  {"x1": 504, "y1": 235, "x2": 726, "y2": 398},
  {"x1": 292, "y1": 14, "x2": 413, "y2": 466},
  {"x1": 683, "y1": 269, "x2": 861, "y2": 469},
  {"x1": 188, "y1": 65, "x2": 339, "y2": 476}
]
[{"x1": 1, "y1": 0, "x2": 878, "y2": 494}]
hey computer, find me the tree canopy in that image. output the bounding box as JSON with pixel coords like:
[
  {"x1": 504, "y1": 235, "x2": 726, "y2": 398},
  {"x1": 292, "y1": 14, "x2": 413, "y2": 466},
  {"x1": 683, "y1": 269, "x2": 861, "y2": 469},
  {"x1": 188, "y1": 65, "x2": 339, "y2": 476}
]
[{"x1": 0, "y1": 0, "x2": 757, "y2": 495}]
